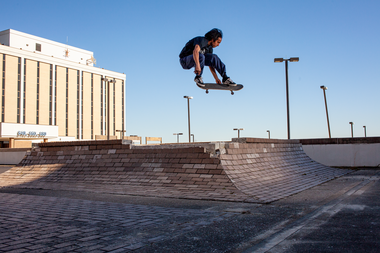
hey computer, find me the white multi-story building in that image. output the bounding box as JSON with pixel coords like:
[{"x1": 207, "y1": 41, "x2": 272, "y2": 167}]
[{"x1": 0, "y1": 29, "x2": 126, "y2": 148}]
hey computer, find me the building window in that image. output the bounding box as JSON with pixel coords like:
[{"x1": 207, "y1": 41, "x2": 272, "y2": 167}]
[
  {"x1": 81, "y1": 72, "x2": 83, "y2": 139},
  {"x1": 1, "y1": 54, "x2": 5, "y2": 122},
  {"x1": 17, "y1": 58, "x2": 21, "y2": 123},
  {"x1": 77, "y1": 70, "x2": 80, "y2": 139},
  {"x1": 122, "y1": 80, "x2": 125, "y2": 134},
  {"x1": 36, "y1": 62, "x2": 40, "y2": 124},
  {"x1": 23, "y1": 59, "x2": 26, "y2": 123},
  {"x1": 54, "y1": 65, "x2": 57, "y2": 125},
  {"x1": 100, "y1": 76, "x2": 103, "y2": 135},
  {"x1": 104, "y1": 78, "x2": 107, "y2": 135},
  {"x1": 35, "y1": 43, "x2": 41, "y2": 52},
  {"x1": 65, "y1": 68, "x2": 68, "y2": 136},
  {"x1": 49, "y1": 64, "x2": 52, "y2": 125},
  {"x1": 113, "y1": 80, "x2": 115, "y2": 136},
  {"x1": 91, "y1": 73, "x2": 94, "y2": 139}
]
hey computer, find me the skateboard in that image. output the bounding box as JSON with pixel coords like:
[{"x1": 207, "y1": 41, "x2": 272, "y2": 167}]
[{"x1": 196, "y1": 83, "x2": 244, "y2": 95}]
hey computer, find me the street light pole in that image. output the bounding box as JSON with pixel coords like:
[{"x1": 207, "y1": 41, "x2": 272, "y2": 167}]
[
  {"x1": 184, "y1": 96, "x2": 193, "y2": 143},
  {"x1": 233, "y1": 128, "x2": 244, "y2": 138},
  {"x1": 363, "y1": 126, "x2": 367, "y2": 137},
  {"x1": 267, "y1": 130, "x2": 270, "y2": 139},
  {"x1": 349, "y1": 122, "x2": 354, "y2": 138},
  {"x1": 173, "y1": 133, "x2": 183, "y2": 143},
  {"x1": 320, "y1": 86, "x2": 331, "y2": 138},
  {"x1": 116, "y1": 130, "x2": 126, "y2": 139},
  {"x1": 274, "y1": 57, "x2": 299, "y2": 139},
  {"x1": 102, "y1": 77, "x2": 116, "y2": 140},
  {"x1": 285, "y1": 60, "x2": 290, "y2": 140}
]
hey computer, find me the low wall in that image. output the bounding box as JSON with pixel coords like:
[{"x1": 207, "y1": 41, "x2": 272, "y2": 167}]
[
  {"x1": 0, "y1": 138, "x2": 350, "y2": 203},
  {"x1": 300, "y1": 137, "x2": 380, "y2": 167},
  {"x1": 0, "y1": 148, "x2": 29, "y2": 165}
]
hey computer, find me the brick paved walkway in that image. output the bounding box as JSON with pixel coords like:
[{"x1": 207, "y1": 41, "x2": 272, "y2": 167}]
[
  {"x1": 1, "y1": 170, "x2": 378, "y2": 253},
  {"x1": 0, "y1": 192, "x2": 232, "y2": 253}
]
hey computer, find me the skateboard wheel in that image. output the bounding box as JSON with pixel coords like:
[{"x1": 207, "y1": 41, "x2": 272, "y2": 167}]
[
  {"x1": 206, "y1": 90, "x2": 209, "y2": 94},
  {"x1": 231, "y1": 91, "x2": 234, "y2": 95}
]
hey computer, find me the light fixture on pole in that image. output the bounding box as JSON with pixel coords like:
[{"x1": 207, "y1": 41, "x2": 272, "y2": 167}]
[
  {"x1": 274, "y1": 57, "x2": 299, "y2": 139},
  {"x1": 233, "y1": 128, "x2": 244, "y2": 138},
  {"x1": 349, "y1": 122, "x2": 354, "y2": 138},
  {"x1": 267, "y1": 130, "x2": 270, "y2": 139},
  {"x1": 173, "y1": 133, "x2": 183, "y2": 143},
  {"x1": 183, "y1": 96, "x2": 193, "y2": 143},
  {"x1": 363, "y1": 126, "x2": 367, "y2": 137},
  {"x1": 320, "y1": 86, "x2": 331, "y2": 138},
  {"x1": 116, "y1": 130, "x2": 126, "y2": 139}
]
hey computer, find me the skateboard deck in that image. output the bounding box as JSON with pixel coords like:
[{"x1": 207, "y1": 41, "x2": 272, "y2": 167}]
[{"x1": 196, "y1": 83, "x2": 244, "y2": 95}]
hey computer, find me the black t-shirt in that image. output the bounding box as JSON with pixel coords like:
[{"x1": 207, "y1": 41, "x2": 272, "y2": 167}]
[{"x1": 179, "y1": 36, "x2": 213, "y2": 58}]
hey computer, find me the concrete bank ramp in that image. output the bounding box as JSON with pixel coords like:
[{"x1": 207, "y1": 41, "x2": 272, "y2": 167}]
[{"x1": 0, "y1": 138, "x2": 350, "y2": 203}]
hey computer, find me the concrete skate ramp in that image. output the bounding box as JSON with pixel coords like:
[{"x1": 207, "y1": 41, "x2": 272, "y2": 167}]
[{"x1": 0, "y1": 138, "x2": 350, "y2": 203}]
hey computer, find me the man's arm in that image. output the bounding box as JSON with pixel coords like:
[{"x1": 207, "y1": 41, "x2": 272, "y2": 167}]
[
  {"x1": 209, "y1": 66, "x2": 221, "y2": 84},
  {"x1": 193, "y1": 44, "x2": 201, "y2": 75}
]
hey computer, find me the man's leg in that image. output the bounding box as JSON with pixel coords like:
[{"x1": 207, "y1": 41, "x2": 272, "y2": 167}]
[
  {"x1": 180, "y1": 55, "x2": 194, "y2": 69},
  {"x1": 204, "y1": 54, "x2": 228, "y2": 80},
  {"x1": 180, "y1": 54, "x2": 206, "y2": 85},
  {"x1": 180, "y1": 54, "x2": 205, "y2": 76}
]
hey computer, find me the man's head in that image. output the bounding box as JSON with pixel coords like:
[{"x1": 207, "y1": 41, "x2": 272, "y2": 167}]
[{"x1": 205, "y1": 28, "x2": 223, "y2": 48}]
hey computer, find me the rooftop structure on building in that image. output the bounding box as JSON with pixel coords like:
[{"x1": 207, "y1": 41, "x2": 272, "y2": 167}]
[{"x1": 0, "y1": 29, "x2": 96, "y2": 66}]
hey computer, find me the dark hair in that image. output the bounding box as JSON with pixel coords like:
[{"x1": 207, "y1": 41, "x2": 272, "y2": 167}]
[{"x1": 205, "y1": 28, "x2": 223, "y2": 41}]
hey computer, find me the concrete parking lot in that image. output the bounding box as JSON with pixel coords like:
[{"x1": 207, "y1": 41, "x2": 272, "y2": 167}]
[{"x1": 0, "y1": 167, "x2": 379, "y2": 252}]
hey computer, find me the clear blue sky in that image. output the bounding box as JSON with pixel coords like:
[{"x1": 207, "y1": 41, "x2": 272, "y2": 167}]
[{"x1": 2, "y1": 0, "x2": 379, "y2": 142}]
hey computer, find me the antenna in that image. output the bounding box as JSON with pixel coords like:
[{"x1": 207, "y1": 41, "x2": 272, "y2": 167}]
[
  {"x1": 86, "y1": 55, "x2": 96, "y2": 66},
  {"x1": 64, "y1": 36, "x2": 69, "y2": 58}
]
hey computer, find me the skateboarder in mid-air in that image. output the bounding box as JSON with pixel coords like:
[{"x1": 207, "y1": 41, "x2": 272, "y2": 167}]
[{"x1": 179, "y1": 28, "x2": 236, "y2": 87}]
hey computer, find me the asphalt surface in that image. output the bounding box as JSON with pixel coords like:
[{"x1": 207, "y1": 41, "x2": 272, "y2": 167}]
[{"x1": 0, "y1": 167, "x2": 379, "y2": 252}]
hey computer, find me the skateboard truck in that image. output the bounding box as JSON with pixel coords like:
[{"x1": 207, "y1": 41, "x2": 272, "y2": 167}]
[{"x1": 205, "y1": 89, "x2": 234, "y2": 95}]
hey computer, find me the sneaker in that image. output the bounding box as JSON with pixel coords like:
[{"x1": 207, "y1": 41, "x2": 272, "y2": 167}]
[
  {"x1": 223, "y1": 77, "x2": 237, "y2": 86},
  {"x1": 194, "y1": 76, "x2": 205, "y2": 87}
]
